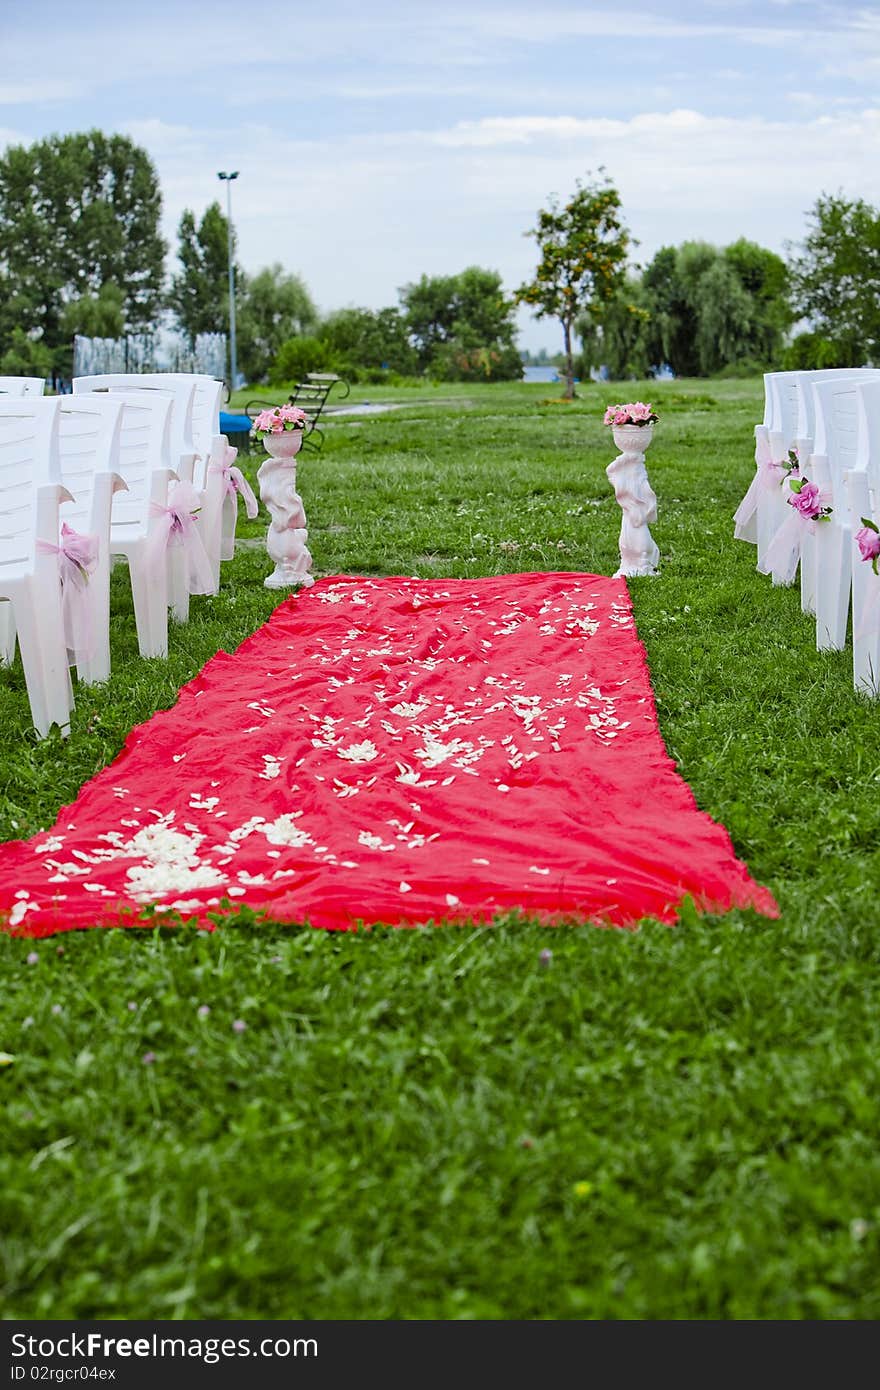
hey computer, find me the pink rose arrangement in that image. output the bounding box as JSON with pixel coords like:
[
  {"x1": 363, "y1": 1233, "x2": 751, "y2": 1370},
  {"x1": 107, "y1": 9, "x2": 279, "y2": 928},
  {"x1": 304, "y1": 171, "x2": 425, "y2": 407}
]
[
  {"x1": 785, "y1": 476, "x2": 832, "y2": 523},
  {"x1": 603, "y1": 401, "x2": 659, "y2": 427},
  {"x1": 251, "y1": 404, "x2": 310, "y2": 441},
  {"x1": 856, "y1": 517, "x2": 880, "y2": 573}
]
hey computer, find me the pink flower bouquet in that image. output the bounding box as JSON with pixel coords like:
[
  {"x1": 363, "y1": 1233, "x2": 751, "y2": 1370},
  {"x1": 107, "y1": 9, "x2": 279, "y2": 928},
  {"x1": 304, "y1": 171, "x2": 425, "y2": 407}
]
[
  {"x1": 603, "y1": 402, "x2": 659, "y2": 427},
  {"x1": 251, "y1": 404, "x2": 310, "y2": 440}
]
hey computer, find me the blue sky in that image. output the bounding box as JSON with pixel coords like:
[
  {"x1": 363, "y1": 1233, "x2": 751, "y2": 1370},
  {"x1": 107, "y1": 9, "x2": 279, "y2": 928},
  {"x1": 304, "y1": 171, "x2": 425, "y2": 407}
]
[{"x1": 2, "y1": 0, "x2": 879, "y2": 351}]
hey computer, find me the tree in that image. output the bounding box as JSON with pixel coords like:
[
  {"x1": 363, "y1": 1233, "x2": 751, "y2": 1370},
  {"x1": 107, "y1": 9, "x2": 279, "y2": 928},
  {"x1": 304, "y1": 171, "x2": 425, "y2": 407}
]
[
  {"x1": 577, "y1": 275, "x2": 651, "y2": 380},
  {"x1": 236, "y1": 265, "x2": 318, "y2": 384},
  {"x1": 723, "y1": 239, "x2": 792, "y2": 363},
  {"x1": 788, "y1": 193, "x2": 880, "y2": 363},
  {"x1": 61, "y1": 282, "x2": 125, "y2": 340},
  {"x1": 637, "y1": 239, "x2": 791, "y2": 377},
  {"x1": 641, "y1": 243, "x2": 711, "y2": 377},
  {"x1": 398, "y1": 272, "x2": 459, "y2": 370},
  {"x1": 399, "y1": 266, "x2": 520, "y2": 378},
  {"x1": 0, "y1": 328, "x2": 52, "y2": 380},
  {"x1": 0, "y1": 130, "x2": 165, "y2": 369},
  {"x1": 168, "y1": 203, "x2": 234, "y2": 341},
  {"x1": 516, "y1": 172, "x2": 631, "y2": 398},
  {"x1": 782, "y1": 331, "x2": 860, "y2": 371},
  {"x1": 692, "y1": 258, "x2": 755, "y2": 375},
  {"x1": 321, "y1": 306, "x2": 417, "y2": 377}
]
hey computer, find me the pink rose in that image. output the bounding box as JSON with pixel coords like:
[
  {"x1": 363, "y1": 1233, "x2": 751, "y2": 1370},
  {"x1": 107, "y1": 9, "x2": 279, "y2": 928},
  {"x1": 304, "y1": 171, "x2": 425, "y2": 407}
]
[
  {"x1": 787, "y1": 480, "x2": 824, "y2": 519},
  {"x1": 856, "y1": 525, "x2": 880, "y2": 562}
]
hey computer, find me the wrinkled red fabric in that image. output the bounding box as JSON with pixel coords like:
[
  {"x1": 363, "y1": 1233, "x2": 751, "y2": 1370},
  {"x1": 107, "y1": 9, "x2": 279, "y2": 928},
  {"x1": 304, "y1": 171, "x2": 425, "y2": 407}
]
[{"x1": 0, "y1": 573, "x2": 777, "y2": 938}]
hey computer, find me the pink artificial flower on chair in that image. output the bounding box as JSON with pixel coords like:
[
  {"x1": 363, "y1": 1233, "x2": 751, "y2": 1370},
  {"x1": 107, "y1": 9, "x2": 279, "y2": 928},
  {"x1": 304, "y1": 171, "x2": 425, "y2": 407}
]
[
  {"x1": 786, "y1": 479, "x2": 831, "y2": 522},
  {"x1": 856, "y1": 523, "x2": 880, "y2": 567}
]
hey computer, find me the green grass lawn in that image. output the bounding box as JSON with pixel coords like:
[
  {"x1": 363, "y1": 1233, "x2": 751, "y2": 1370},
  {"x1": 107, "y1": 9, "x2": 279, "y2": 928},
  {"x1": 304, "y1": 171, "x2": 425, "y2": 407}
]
[{"x1": 1, "y1": 378, "x2": 878, "y2": 1319}]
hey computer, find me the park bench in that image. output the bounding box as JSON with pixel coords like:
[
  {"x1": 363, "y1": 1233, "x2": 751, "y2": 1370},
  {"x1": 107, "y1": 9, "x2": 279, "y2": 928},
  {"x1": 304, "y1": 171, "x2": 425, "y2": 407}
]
[{"x1": 244, "y1": 373, "x2": 351, "y2": 454}]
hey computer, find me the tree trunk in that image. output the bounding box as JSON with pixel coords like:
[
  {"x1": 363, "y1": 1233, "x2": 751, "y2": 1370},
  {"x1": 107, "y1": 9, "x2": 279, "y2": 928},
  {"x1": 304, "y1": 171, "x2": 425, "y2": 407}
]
[{"x1": 562, "y1": 319, "x2": 575, "y2": 400}]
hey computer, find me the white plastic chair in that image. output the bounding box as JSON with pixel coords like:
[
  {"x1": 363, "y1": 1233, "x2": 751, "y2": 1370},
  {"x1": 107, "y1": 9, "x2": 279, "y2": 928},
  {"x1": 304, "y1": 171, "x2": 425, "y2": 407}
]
[
  {"x1": 0, "y1": 398, "x2": 74, "y2": 737},
  {"x1": 102, "y1": 392, "x2": 179, "y2": 659},
  {"x1": 842, "y1": 471, "x2": 875, "y2": 693},
  {"x1": 54, "y1": 397, "x2": 129, "y2": 684},
  {"x1": 806, "y1": 378, "x2": 865, "y2": 647},
  {"x1": 843, "y1": 383, "x2": 880, "y2": 694},
  {"x1": 0, "y1": 376, "x2": 46, "y2": 398},
  {"x1": 73, "y1": 373, "x2": 233, "y2": 591},
  {"x1": 741, "y1": 369, "x2": 880, "y2": 573},
  {"x1": 737, "y1": 373, "x2": 801, "y2": 566}
]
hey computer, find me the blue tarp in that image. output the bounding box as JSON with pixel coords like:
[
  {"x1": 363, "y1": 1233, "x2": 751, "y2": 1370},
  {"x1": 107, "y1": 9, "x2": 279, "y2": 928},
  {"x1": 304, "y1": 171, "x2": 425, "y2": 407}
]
[{"x1": 220, "y1": 411, "x2": 251, "y2": 433}]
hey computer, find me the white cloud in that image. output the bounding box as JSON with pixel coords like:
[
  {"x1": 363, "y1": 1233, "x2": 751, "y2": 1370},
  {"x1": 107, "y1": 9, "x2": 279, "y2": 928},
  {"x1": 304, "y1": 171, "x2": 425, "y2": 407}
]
[{"x1": 116, "y1": 105, "x2": 880, "y2": 353}]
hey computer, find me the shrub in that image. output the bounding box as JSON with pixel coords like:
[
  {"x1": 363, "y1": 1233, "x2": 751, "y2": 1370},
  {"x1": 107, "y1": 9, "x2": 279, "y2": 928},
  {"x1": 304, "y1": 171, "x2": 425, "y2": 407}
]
[
  {"x1": 782, "y1": 332, "x2": 865, "y2": 370},
  {"x1": 269, "y1": 336, "x2": 343, "y2": 385},
  {"x1": 427, "y1": 341, "x2": 523, "y2": 383}
]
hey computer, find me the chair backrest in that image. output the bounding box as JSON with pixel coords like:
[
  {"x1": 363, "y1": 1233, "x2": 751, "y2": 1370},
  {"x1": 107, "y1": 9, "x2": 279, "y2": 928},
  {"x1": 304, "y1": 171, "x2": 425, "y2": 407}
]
[
  {"x1": 100, "y1": 392, "x2": 174, "y2": 538},
  {"x1": 855, "y1": 381, "x2": 880, "y2": 502},
  {"x1": 185, "y1": 376, "x2": 224, "y2": 460},
  {"x1": 0, "y1": 376, "x2": 46, "y2": 398},
  {"x1": 811, "y1": 378, "x2": 864, "y2": 465},
  {"x1": 0, "y1": 398, "x2": 60, "y2": 560},
  {"x1": 55, "y1": 396, "x2": 125, "y2": 532},
  {"x1": 809, "y1": 379, "x2": 867, "y2": 511},
  {"x1": 767, "y1": 373, "x2": 801, "y2": 450},
  {"x1": 795, "y1": 368, "x2": 880, "y2": 445},
  {"x1": 74, "y1": 373, "x2": 197, "y2": 463}
]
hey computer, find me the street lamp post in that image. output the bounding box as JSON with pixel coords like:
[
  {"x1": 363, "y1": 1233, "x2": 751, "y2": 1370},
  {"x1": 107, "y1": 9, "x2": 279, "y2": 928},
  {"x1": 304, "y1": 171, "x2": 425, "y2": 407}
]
[{"x1": 217, "y1": 170, "x2": 239, "y2": 390}]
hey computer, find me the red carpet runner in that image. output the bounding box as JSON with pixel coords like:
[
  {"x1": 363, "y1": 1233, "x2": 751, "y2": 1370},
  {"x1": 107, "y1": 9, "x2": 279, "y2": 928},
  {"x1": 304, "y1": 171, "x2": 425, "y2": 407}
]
[{"x1": 0, "y1": 573, "x2": 777, "y2": 937}]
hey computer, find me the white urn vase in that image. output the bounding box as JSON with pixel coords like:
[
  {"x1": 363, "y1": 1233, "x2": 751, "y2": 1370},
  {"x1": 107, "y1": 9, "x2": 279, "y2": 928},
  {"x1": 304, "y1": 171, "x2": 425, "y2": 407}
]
[
  {"x1": 611, "y1": 423, "x2": 654, "y2": 456},
  {"x1": 256, "y1": 429, "x2": 314, "y2": 589},
  {"x1": 606, "y1": 424, "x2": 660, "y2": 578}
]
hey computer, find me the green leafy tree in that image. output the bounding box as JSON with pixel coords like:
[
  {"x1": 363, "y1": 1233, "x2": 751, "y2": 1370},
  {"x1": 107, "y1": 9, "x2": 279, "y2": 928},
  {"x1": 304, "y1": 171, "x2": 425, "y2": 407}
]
[
  {"x1": 638, "y1": 239, "x2": 791, "y2": 377},
  {"x1": 322, "y1": 306, "x2": 417, "y2": 377},
  {"x1": 692, "y1": 258, "x2": 755, "y2": 375},
  {"x1": 168, "y1": 203, "x2": 234, "y2": 341},
  {"x1": 788, "y1": 193, "x2": 880, "y2": 363},
  {"x1": 782, "y1": 331, "x2": 860, "y2": 371},
  {"x1": 398, "y1": 272, "x2": 459, "y2": 370},
  {"x1": 0, "y1": 328, "x2": 52, "y2": 380},
  {"x1": 723, "y1": 239, "x2": 792, "y2": 363},
  {"x1": 577, "y1": 275, "x2": 651, "y2": 380},
  {"x1": 236, "y1": 265, "x2": 318, "y2": 384},
  {"x1": 61, "y1": 282, "x2": 125, "y2": 340},
  {"x1": 0, "y1": 130, "x2": 165, "y2": 369},
  {"x1": 516, "y1": 172, "x2": 631, "y2": 398},
  {"x1": 399, "y1": 267, "x2": 520, "y2": 378},
  {"x1": 649, "y1": 241, "x2": 718, "y2": 376}
]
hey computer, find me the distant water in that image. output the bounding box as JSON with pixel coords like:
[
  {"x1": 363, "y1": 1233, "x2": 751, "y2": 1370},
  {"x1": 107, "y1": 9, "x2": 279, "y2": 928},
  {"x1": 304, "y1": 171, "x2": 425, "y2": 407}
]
[{"x1": 522, "y1": 365, "x2": 560, "y2": 383}]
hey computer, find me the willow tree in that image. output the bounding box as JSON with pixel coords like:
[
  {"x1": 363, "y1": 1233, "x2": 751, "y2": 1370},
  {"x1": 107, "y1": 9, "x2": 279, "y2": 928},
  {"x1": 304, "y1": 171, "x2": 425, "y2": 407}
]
[{"x1": 516, "y1": 172, "x2": 631, "y2": 398}]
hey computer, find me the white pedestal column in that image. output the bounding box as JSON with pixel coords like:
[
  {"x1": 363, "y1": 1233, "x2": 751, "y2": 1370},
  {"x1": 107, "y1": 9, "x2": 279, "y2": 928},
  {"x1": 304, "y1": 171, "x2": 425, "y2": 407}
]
[
  {"x1": 256, "y1": 431, "x2": 314, "y2": 590},
  {"x1": 606, "y1": 424, "x2": 660, "y2": 578}
]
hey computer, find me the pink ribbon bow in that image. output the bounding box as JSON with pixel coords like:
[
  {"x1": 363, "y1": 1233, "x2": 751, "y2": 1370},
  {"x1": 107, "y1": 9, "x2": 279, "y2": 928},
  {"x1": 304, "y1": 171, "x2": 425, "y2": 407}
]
[
  {"x1": 756, "y1": 501, "x2": 828, "y2": 589},
  {"x1": 209, "y1": 461, "x2": 259, "y2": 519},
  {"x1": 733, "y1": 457, "x2": 784, "y2": 541},
  {"x1": 36, "y1": 523, "x2": 99, "y2": 660},
  {"x1": 148, "y1": 480, "x2": 215, "y2": 595}
]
